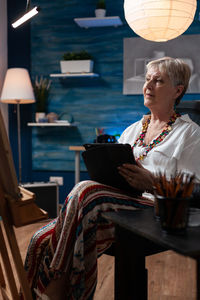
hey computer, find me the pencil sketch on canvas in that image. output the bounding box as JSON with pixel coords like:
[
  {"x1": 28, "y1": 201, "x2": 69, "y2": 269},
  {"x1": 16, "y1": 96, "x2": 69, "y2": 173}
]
[{"x1": 123, "y1": 34, "x2": 200, "y2": 95}]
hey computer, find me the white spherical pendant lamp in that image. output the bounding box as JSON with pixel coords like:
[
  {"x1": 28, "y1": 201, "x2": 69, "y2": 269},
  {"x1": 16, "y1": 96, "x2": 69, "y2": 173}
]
[{"x1": 124, "y1": 0, "x2": 197, "y2": 42}]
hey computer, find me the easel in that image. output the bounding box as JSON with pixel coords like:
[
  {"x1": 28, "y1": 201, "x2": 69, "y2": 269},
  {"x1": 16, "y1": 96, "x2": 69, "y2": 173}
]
[{"x1": 0, "y1": 110, "x2": 48, "y2": 300}]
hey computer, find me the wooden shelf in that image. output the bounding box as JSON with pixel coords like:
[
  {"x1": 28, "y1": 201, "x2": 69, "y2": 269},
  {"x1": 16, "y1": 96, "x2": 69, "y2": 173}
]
[
  {"x1": 74, "y1": 16, "x2": 123, "y2": 28},
  {"x1": 27, "y1": 122, "x2": 77, "y2": 127},
  {"x1": 50, "y1": 73, "x2": 99, "y2": 78}
]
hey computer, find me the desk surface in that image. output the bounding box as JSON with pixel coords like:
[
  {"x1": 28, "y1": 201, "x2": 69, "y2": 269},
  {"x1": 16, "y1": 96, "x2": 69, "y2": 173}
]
[
  {"x1": 103, "y1": 208, "x2": 200, "y2": 258},
  {"x1": 69, "y1": 146, "x2": 85, "y2": 151}
]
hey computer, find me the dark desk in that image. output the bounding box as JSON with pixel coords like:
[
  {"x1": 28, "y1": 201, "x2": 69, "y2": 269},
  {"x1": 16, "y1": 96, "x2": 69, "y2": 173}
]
[{"x1": 103, "y1": 208, "x2": 200, "y2": 300}]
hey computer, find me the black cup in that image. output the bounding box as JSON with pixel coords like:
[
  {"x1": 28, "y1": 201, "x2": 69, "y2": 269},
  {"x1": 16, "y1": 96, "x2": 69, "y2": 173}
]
[{"x1": 156, "y1": 195, "x2": 190, "y2": 234}]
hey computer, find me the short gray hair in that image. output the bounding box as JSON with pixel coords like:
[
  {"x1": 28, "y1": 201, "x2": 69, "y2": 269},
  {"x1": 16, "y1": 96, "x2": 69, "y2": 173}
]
[{"x1": 146, "y1": 57, "x2": 191, "y2": 105}]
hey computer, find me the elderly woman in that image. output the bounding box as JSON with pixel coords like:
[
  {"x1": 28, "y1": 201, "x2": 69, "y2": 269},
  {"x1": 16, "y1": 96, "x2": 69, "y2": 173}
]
[
  {"x1": 25, "y1": 57, "x2": 200, "y2": 300},
  {"x1": 118, "y1": 57, "x2": 200, "y2": 192}
]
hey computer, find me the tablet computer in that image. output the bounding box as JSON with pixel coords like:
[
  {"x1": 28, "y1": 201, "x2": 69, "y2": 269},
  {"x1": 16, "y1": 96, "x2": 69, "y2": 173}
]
[{"x1": 82, "y1": 143, "x2": 140, "y2": 195}]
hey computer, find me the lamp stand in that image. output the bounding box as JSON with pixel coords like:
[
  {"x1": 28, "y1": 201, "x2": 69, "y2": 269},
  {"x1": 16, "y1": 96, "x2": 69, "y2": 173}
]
[{"x1": 16, "y1": 102, "x2": 22, "y2": 183}]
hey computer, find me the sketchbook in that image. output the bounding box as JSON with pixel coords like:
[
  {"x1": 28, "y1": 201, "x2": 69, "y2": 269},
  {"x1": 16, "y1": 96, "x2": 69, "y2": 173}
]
[{"x1": 82, "y1": 143, "x2": 140, "y2": 195}]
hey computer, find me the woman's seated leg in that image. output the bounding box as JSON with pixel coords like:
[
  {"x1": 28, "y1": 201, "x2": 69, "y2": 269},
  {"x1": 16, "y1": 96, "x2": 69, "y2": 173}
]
[{"x1": 25, "y1": 180, "x2": 153, "y2": 300}]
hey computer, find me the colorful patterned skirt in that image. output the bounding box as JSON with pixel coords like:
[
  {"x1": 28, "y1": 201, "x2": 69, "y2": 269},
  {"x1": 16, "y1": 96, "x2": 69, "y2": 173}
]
[{"x1": 24, "y1": 180, "x2": 153, "y2": 299}]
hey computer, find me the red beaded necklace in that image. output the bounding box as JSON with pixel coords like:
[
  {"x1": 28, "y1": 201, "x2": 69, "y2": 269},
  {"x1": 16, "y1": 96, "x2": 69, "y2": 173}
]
[{"x1": 132, "y1": 112, "x2": 181, "y2": 161}]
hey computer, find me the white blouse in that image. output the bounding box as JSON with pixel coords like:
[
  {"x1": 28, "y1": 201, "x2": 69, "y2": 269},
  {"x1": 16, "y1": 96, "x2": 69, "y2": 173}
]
[{"x1": 118, "y1": 114, "x2": 200, "y2": 182}]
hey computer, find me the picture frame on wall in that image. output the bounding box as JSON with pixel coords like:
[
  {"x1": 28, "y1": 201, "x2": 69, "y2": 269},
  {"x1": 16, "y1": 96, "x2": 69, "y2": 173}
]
[{"x1": 123, "y1": 34, "x2": 200, "y2": 95}]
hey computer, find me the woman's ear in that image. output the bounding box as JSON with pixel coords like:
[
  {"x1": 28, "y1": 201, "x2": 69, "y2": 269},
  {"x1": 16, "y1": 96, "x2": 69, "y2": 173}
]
[{"x1": 175, "y1": 85, "x2": 184, "y2": 98}]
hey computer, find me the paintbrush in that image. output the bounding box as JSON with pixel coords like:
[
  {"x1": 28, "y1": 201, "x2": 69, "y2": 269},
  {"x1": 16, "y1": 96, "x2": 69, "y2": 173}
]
[{"x1": 154, "y1": 172, "x2": 195, "y2": 198}]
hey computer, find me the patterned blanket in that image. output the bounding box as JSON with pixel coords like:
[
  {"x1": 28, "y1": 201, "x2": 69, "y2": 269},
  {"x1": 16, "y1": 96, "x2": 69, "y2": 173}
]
[{"x1": 24, "y1": 180, "x2": 153, "y2": 299}]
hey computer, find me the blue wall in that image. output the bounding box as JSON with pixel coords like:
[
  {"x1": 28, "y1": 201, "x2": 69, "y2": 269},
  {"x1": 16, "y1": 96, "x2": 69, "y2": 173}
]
[
  {"x1": 30, "y1": 0, "x2": 148, "y2": 202},
  {"x1": 30, "y1": 0, "x2": 147, "y2": 172},
  {"x1": 8, "y1": 0, "x2": 200, "y2": 203}
]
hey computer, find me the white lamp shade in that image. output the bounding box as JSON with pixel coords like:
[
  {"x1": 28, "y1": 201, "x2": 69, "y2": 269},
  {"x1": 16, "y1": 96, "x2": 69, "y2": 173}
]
[
  {"x1": 124, "y1": 0, "x2": 197, "y2": 42},
  {"x1": 1, "y1": 68, "x2": 35, "y2": 104}
]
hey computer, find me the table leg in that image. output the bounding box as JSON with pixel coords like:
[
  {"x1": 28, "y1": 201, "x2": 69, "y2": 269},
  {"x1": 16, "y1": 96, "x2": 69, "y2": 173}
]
[
  {"x1": 196, "y1": 259, "x2": 200, "y2": 300},
  {"x1": 74, "y1": 151, "x2": 81, "y2": 184},
  {"x1": 115, "y1": 225, "x2": 147, "y2": 300}
]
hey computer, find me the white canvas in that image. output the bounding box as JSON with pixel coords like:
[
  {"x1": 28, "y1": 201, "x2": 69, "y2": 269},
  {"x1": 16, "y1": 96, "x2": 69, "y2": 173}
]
[{"x1": 123, "y1": 34, "x2": 200, "y2": 95}]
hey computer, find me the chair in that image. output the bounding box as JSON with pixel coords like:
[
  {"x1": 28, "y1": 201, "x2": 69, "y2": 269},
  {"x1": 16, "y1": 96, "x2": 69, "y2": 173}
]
[{"x1": 176, "y1": 100, "x2": 200, "y2": 125}]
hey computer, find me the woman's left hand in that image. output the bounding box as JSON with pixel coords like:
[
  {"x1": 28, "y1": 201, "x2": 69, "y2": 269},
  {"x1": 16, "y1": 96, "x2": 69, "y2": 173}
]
[{"x1": 118, "y1": 163, "x2": 155, "y2": 192}]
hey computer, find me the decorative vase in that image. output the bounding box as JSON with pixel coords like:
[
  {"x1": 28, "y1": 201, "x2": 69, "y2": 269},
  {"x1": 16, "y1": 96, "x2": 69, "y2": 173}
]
[
  {"x1": 35, "y1": 112, "x2": 46, "y2": 123},
  {"x1": 95, "y1": 9, "x2": 106, "y2": 18},
  {"x1": 47, "y1": 112, "x2": 59, "y2": 123}
]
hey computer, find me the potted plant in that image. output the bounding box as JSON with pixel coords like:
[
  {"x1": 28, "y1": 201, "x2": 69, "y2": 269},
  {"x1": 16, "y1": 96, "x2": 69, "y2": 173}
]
[
  {"x1": 95, "y1": 0, "x2": 106, "y2": 18},
  {"x1": 33, "y1": 76, "x2": 51, "y2": 122},
  {"x1": 60, "y1": 50, "x2": 94, "y2": 74}
]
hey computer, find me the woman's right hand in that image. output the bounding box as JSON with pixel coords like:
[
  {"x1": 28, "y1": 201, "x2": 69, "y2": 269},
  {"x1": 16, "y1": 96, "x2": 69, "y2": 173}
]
[{"x1": 118, "y1": 163, "x2": 155, "y2": 192}]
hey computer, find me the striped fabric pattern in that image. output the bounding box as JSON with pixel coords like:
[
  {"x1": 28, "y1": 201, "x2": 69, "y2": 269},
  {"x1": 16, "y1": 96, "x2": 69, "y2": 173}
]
[{"x1": 24, "y1": 180, "x2": 153, "y2": 299}]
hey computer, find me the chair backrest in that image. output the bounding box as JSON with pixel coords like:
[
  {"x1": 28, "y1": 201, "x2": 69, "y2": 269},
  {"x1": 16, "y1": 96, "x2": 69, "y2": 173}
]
[{"x1": 176, "y1": 100, "x2": 200, "y2": 125}]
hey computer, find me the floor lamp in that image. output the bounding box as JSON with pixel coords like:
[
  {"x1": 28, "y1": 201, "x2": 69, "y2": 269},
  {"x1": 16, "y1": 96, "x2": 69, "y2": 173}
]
[{"x1": 0, "y1": 68, "x2": 35, "y2": 183}]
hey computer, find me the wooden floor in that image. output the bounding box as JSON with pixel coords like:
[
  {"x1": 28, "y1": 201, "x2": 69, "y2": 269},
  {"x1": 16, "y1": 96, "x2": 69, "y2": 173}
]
[{"x1": 0, "y1": 220, "x2": 197, "y2": 300}]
